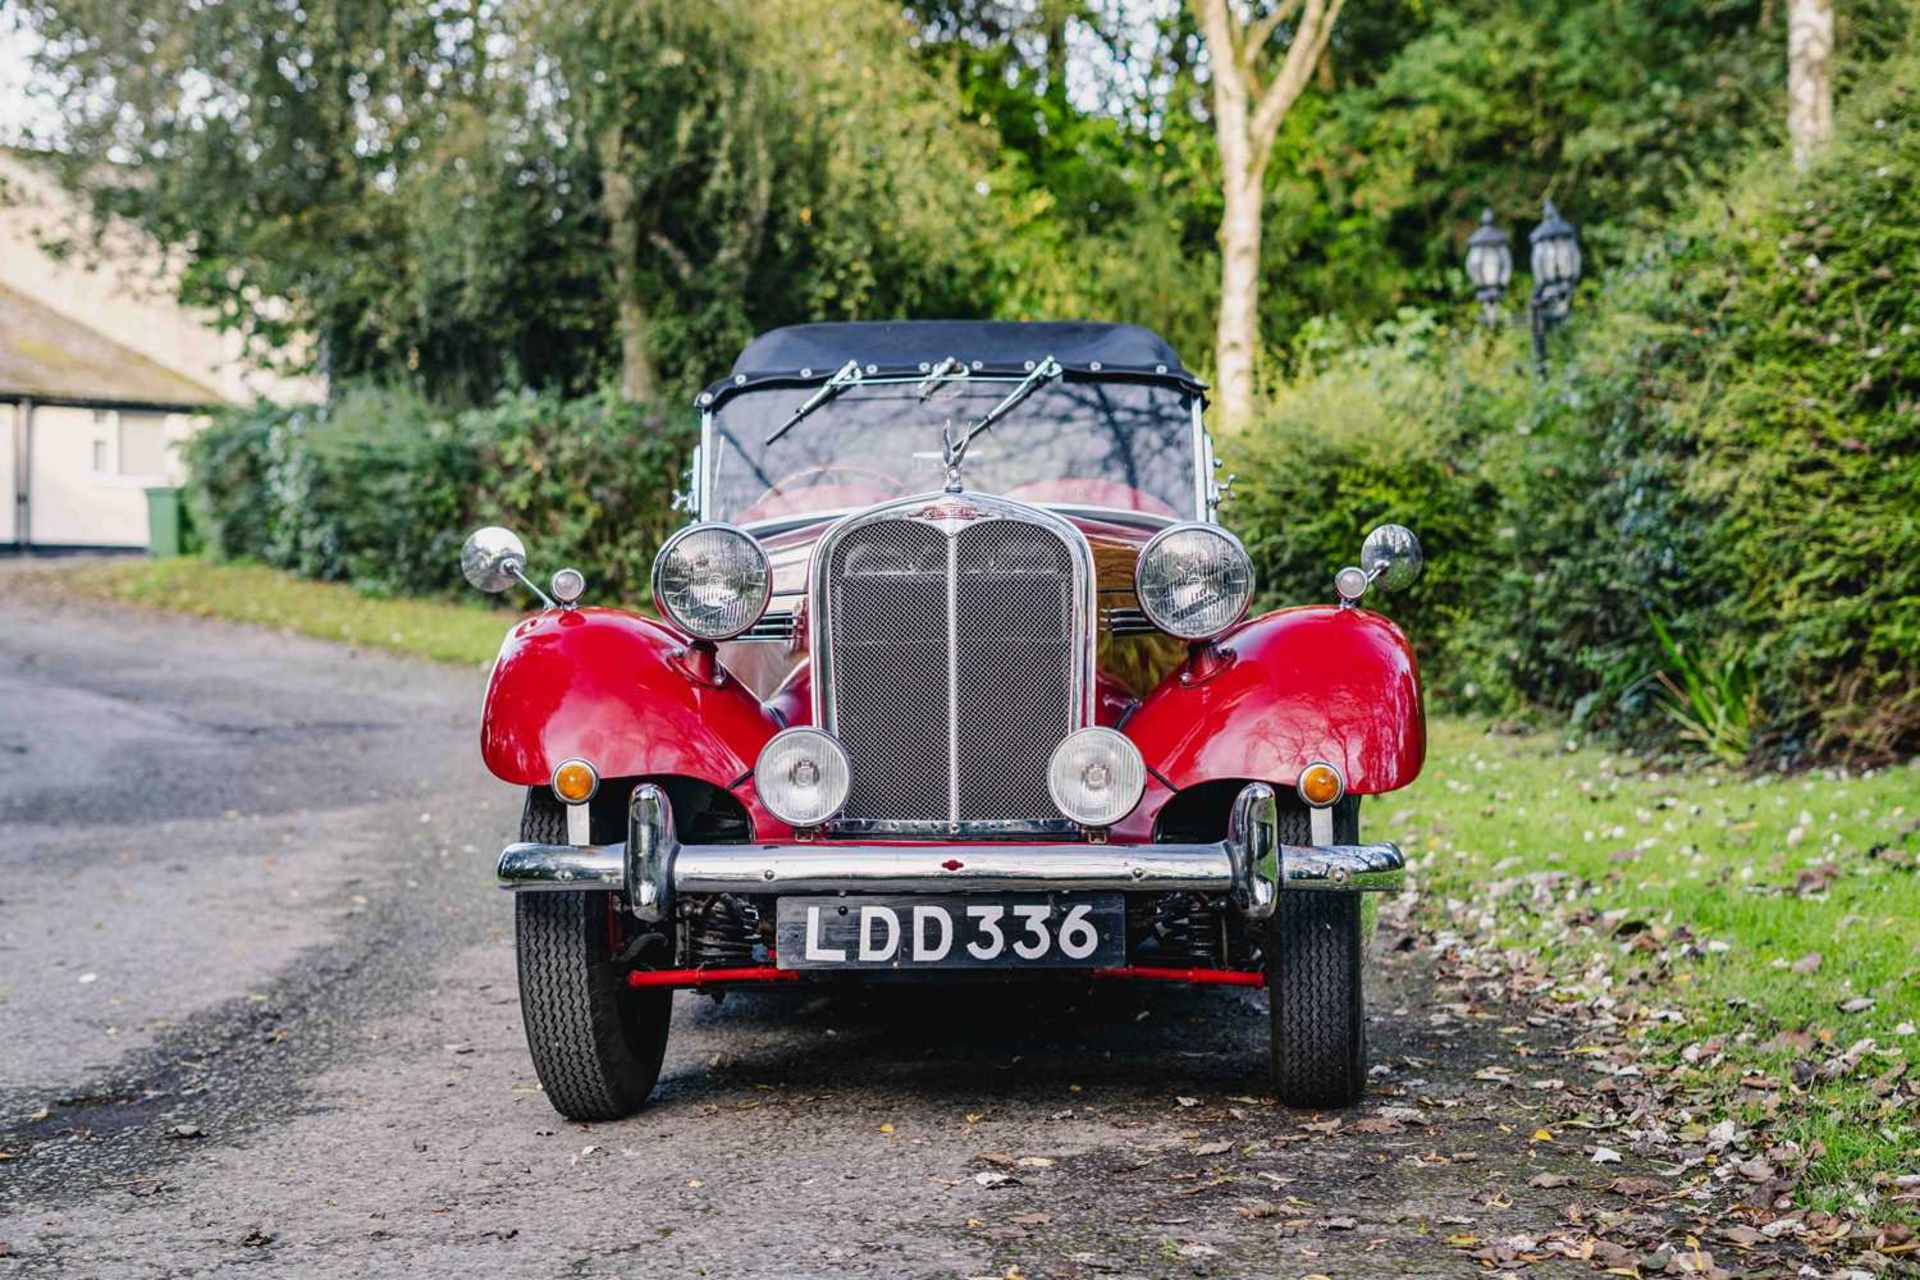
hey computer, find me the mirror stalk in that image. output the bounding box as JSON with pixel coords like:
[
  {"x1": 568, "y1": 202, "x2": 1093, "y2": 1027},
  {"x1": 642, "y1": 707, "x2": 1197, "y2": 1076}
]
[{"x1": 512, "y1": 565, "x2": 555, "y2": 610}]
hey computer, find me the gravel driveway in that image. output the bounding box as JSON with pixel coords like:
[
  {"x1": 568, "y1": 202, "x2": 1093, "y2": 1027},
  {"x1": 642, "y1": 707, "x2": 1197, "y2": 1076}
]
[{"x1": 0, "y1": 590, "x2": 1595, "y2": 1279}]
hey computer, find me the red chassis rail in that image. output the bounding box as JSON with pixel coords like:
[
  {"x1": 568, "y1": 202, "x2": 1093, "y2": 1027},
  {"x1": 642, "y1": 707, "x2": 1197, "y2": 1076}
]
[{"x1": 625, "y1": 964, "x2": 1265, "y2": 990}]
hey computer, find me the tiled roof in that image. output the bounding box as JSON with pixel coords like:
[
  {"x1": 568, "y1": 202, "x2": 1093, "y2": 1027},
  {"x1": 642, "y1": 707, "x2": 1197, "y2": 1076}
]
[{"x1": 0, "y1": 282, "x2": 222, "y2": 407}]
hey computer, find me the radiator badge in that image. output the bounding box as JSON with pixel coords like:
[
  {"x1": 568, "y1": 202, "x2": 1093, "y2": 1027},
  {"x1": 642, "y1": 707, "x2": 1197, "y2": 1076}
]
[{"x1": 907, "y1": 501, "x2": 992, "y2": 531}]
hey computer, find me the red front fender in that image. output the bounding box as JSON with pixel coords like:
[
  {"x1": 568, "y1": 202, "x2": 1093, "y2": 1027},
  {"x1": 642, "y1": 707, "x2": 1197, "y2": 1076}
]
[
  {"x1": 481, "y1": 607, "x2": 782, "y2": 788},
  {"x1": 1126, "y1": 605, "x2": 1424, "y2": 795}
]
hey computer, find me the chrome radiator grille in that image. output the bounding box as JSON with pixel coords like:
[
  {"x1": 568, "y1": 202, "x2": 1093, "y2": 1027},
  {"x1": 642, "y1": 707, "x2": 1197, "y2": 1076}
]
[{"x1": 817, "y1": 501, "x2": 1090, "y2": 833}]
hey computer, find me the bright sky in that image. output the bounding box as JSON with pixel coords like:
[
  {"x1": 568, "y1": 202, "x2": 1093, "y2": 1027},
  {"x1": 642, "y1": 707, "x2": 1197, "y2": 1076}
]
[{"x1": 0, "y1": 20, "x2": 56, "y2": 147}]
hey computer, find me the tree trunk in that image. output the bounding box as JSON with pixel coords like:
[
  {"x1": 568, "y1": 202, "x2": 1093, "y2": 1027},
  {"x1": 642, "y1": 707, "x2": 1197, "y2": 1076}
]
[
  {"x1": 1788, "y1": 0, "x2": 1834, "y2": 171},
  {"x1": 597, "y1": 127, "x2": 660, "y2": 403},
  {"x1": 1042, "y1": 0, "x2": 1071, "y2": 111},
  {"x1": 1191, "y1": 0, "x2": 1347, "y2": 432},
  {"x1": 1215, "y1": 164, "x2": 1265, "y2": 434}
]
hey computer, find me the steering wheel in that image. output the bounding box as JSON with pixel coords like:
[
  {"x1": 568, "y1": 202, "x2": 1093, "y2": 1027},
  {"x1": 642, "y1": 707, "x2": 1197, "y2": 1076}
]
[{"x1": 749, "y1": 464, "x2": 906, "y2": 511}]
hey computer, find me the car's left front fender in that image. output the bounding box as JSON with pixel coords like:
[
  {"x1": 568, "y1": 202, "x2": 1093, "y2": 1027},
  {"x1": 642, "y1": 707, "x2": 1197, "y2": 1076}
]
[{"x1": 1124, "y1": 604, "x2": 1425, "y2": 797}]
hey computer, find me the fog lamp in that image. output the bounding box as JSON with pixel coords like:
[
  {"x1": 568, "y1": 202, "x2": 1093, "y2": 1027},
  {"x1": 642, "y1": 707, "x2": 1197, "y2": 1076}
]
[
  {"x1": 552, "y1": 758, "x2": 599, "y2": 804},
  {"x1": 755, "y1": 728, "x2": 852, "y2": 828},
  {"x1": 1047, "y1": 728, "x2": 1146, "y2": 828},
  {"x1": 1296, "y1": 761, "x2": 1344, "y2": 809}
]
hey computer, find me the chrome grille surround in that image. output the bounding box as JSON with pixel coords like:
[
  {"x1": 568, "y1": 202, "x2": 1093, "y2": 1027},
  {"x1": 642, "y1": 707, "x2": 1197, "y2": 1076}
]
[{"x1": 809, "y1": 492, "x2": 1097, "y2": 838}]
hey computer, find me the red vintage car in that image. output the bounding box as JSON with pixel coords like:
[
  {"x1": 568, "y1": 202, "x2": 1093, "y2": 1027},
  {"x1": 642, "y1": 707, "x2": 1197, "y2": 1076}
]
[{"x1": 462, "y1": 321, "x2": 1425, "y2": 1120}]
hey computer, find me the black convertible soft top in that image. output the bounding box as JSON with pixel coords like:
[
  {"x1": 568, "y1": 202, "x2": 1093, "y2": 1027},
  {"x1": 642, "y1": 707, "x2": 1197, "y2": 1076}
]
[{"x1": 699, "y1": 320, "x2": 1202, "y2": 408}]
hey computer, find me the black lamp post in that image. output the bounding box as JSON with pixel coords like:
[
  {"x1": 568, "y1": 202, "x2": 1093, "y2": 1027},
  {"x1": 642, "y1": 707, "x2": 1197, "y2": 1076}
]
[
  {"x1": 1464, "y1": 200, "x2": 1582, "y2": 373},
  {"x1": 1528, "y1": 199, "x2": 1582, "y2": 365}
]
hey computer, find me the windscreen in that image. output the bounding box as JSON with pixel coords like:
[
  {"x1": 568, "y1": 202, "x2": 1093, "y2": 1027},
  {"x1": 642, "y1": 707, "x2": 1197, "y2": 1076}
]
[{"x1": 705, "y1": 377, "x2": 1198, "y2": 526}]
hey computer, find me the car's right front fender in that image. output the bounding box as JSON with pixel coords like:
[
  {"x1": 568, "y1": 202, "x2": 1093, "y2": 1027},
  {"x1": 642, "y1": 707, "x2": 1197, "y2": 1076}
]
[{"x1": 481, "y1": 607, "x2": 783, "y2": 791}]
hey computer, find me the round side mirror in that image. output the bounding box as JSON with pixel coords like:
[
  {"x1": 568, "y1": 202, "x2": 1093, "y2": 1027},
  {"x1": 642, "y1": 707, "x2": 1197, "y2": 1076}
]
[
  {"x1": 461, "y1": 526, "x2": 528, "y2": 594},
  {"x1": 1361, "y1": 524, "x2": 1423, "y2": 593}
]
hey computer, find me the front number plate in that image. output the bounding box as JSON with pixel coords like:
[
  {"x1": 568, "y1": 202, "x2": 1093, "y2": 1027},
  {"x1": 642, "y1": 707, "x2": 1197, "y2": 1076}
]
[{"x1": 775, "y1": 894, "x2": 1125, "y2": 971}]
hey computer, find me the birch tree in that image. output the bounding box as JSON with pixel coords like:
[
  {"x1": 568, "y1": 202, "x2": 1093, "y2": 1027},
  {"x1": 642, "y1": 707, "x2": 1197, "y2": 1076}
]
[
  {"x1": 1787, "y1": 0, "x2": 1835, "y2": 170},
  {"x1": 1192, "y1": 0, "x2": 1347, "y2": 431}
]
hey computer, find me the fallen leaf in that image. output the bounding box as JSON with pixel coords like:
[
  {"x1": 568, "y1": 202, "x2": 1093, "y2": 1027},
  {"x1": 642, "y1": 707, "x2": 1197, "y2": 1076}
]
[
  {"x1": 1350, "y1": 1116, "x2": 1405, "y2": 1135},
  {"x1": 1791, "y1": 952, "x2": 1823, "y2": 975},
  {"x1": 1529, "y1": 1172, "x2": 1574, "y2": 1188},
  {"x1": 1191, "y1": 1141, "x2": 1232, "y2": 1157},
  {"x1": 973, "y1": 1171, "x2": 1019, "y2": 1189},
  {"x1": 1608, "y1": 1176, "x2": 1668, "y2": 1197},
  {"x1": 1590, "y1": 1146, "x2": 1623, "y2": 1165}
]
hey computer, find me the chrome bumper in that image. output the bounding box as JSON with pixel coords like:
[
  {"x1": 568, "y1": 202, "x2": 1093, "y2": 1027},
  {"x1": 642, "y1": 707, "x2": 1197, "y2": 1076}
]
[{"x1": 495, "y1": 782, "x2": 1405, "y2": 922}]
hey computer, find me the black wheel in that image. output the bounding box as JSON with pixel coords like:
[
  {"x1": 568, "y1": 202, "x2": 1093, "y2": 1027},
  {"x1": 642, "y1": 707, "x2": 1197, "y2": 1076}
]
[
  {"x1": 514, "y1": 789, "x2": 671, "y2": 1121},
  {"x1": 1266, "y1": 798, "x2": 1367, "y2": 1108}
]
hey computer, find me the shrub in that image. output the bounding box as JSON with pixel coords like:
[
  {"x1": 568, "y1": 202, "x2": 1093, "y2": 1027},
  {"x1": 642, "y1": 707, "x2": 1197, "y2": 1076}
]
[
  {"x1": 1227, "y1": 51, "x2": 1920, "y2": 762},
  {"x1": 460, "y1": 388, "x2": 695, "y2": 607},
  {"x1": 1222, "y1": 310, "x2": 1526, "y2": 710},
  {"x1": 180, "y1": 409, "x2": 279, "y2": 562},
  {"x1": 185, "y1": 386, "x2": 694, "y2": 607}
]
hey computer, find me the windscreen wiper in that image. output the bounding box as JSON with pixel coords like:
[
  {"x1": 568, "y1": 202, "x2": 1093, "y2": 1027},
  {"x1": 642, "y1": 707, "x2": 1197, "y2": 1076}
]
[
  {"x1": 940, "y1": 355, "x2": 1063, "y2": 489},
  {"x1": 765, "y1": 358, "x2": 864, "y2": 446},
  {"x1": 950, "y1": 355, "x2": 1061, "y2": 454}
]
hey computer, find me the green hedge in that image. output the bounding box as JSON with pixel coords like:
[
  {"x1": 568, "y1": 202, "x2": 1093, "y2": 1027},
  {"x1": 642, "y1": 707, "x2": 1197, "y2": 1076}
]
[
  {"x1": 1225, "y1": 56, "x2": 1919, "y2": 762},
  {"x1": 184, "y1": 386, "x2": 694, "y2": 606}
]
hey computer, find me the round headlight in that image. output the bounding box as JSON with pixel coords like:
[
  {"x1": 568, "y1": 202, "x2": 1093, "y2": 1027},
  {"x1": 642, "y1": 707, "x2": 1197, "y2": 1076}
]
[
  {"x1": 754, "y1": 728, "x2": 852, "y2": 829},
  {"x1": 652, "y1": 523, "x2": 771, "y2": 641},
  {"x1": 1047, "y1": 728, "x2": 1146, "y2": 828},
  {"x1": 1134, "y1": 524, "x2": 1254, "y2": 641}
]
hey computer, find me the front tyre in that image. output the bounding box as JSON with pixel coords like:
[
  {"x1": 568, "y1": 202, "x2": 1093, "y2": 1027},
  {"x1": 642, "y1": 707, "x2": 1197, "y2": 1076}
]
[
  {"x1": 1266, "y1": 799, "x2": 1367, "y2": 1108},
  {"x1": 1267, "y1": 893, "x2": 1366, "y2": 1107},
  {"x1": 515, "y1": 790, "x2": 671, "y2": 1121}
]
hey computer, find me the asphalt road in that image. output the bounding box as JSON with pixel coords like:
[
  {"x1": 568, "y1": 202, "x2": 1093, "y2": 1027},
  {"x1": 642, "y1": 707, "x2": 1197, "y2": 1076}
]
[{"x1": 0, "y1": 588, "x2": 1594, "y2": 1279}]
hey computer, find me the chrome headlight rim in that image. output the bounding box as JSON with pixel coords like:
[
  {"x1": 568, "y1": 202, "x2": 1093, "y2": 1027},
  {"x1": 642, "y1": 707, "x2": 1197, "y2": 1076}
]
[
  {"x1": 753, "y1": 727, "x2": 853, "y2": 829},
  {"x1": 651, "y1": 521, "x2": 772, "y2": 642},
  {"x1": 1133, "y1": 522, "x2": 1256, "y2": 641},
  {"x1": 1046, "y1": 726, "x2": 1147, "y2": 828}
]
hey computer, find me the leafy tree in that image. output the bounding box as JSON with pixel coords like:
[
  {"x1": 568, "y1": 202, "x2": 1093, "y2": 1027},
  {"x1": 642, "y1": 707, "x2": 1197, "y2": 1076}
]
[
  {"x1": 13, "y1": 0, "x2": 595, "y2": 402},
  {"x1": 14, "y1": 0, "x2": 1018, "y2": 402}
]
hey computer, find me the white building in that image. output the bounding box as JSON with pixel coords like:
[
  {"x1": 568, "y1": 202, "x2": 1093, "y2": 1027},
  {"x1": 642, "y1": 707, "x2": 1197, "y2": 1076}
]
[{"x1": 0, "y1": 150, "x2": 320, "y2": 550}]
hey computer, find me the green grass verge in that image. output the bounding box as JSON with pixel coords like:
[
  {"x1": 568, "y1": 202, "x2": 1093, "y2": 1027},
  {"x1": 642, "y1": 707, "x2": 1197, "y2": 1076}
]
[
  {"x1": 1402, "y1": 719, "x2": 1919, "y2": 1215},
  {"x1": 38, "y1": 557, "x2": 1920, "y2": 1213},
  {"x1": 41, "y1": 557, "x2": 509, "y2": 665}
]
